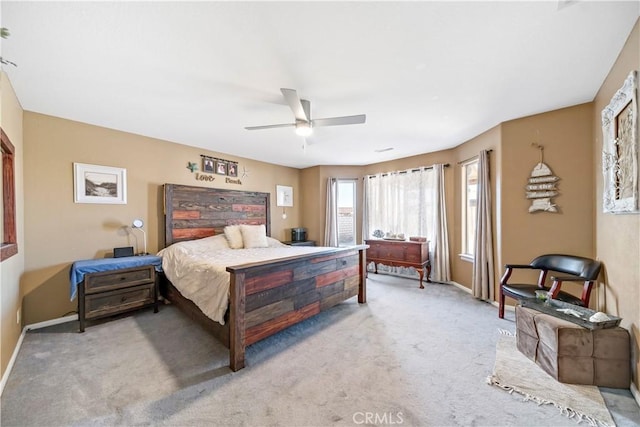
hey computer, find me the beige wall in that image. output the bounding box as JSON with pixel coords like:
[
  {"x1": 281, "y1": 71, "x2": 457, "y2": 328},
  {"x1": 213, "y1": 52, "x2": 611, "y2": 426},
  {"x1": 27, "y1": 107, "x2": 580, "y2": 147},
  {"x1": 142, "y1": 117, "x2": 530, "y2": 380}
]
[
  {"x1": 21, "y1": 112, "x2": 302, "y2": 325},
  {"x1": 499, "y1": 103, "x2": 596, "y2": 297},
  {"x1": 1, "y1": 72, "x2": 25, "y2": 379},
  {"x1": 593, "y1": 20, "x2": 640, "y2": 390}
]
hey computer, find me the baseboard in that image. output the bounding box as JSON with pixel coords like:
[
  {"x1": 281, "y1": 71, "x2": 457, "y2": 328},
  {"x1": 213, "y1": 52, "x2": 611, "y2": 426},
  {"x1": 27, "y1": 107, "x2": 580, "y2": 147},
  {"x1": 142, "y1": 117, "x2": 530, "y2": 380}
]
[
  {"x1": 449, "y1": 281, "x2": 471, "y2": 294},
  {"x1": 449, "y1": 281, "x2": 516, "y2": 313},
  {"x1": 0, "y1": 327, "x2": 26, "y2": 397},
  {"x1": 631, "y1": 382, "x2": 640, "y2": 408},
  {"x1": 0, "y1": 314, "x2": 78, "y2": 397},
  {"x1": 24, "y1": 313, "x2": 78, "y2": 331}
]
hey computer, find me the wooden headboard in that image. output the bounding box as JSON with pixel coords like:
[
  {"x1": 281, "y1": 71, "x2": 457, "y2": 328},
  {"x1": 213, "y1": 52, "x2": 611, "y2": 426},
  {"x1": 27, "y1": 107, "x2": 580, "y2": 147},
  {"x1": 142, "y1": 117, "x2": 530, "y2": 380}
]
[{"x1": 164, "y1": 184, "x2": 271, "y2": 246}]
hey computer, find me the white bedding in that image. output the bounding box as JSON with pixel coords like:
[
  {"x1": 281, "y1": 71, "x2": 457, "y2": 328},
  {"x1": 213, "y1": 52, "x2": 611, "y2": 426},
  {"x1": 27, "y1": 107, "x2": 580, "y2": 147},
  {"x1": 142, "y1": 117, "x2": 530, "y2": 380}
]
[{"x1": 157, "y1": 235, "x2": 328, "y2": 325}]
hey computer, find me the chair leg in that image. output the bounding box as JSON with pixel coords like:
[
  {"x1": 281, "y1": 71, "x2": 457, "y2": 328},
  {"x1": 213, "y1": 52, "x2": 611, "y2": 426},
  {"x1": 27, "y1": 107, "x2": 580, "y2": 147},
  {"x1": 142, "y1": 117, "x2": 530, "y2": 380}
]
[{"x1": 499, "y1": 289, "x2": 505, "y2": 319}]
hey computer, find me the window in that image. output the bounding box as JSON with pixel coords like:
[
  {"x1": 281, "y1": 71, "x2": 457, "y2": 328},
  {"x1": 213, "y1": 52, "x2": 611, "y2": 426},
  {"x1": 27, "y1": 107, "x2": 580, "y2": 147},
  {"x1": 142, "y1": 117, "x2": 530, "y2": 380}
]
[
  {"x1": 461, "y1": 159, "x2": 478, "y2": 260},
  {"x1": 365, "y1": 168, "x2": 436, "y2": 240},
  {"x1": 337, "y1": 179, "x2": 356, "y2": 246},
  {"x1": 1, "y1": 128, "x2": 18, "y2": 261}
]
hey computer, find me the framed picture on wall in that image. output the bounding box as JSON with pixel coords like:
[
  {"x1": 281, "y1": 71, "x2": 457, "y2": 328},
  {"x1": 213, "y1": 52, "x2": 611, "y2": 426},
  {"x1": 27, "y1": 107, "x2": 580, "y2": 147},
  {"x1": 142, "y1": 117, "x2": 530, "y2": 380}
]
[
  {"x1": 276, "y1": 185, "x2": 293, "y2": 207},
  {"x1": 227, "y1": 162, "x2": 238, "y2": 177},
  {"x1": 74, "y1": 162, "x2": 127, "y2": 204},
  {"x1": 215, "y1": 160, "x2": 228, "y2": 175},
  {"x1": 602, "y1": 70, "x2": 638, "y2": 214},
  {"x1": 202, "y1": 157, "x2": 215, "y2": 173}
]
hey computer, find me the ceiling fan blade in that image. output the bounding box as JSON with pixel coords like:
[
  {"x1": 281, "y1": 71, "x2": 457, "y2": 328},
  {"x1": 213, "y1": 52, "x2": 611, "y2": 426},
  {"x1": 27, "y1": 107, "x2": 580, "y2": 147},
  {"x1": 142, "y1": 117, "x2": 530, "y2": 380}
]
[
  {"x1": 244, "y1": 123, "x2": 295, "y2": 130},
  {"x1": 311, "y1": 114, "x2": 366, "y2": 127},
  {"x1": 281, "y1": 88, "x2": 309, "y2": 122}
]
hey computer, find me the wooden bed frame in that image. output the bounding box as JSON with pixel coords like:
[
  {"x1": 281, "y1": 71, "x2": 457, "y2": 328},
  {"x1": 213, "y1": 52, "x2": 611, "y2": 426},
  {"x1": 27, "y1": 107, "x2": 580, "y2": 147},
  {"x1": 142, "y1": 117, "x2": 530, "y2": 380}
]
[{"x1": 161, "y1": 184, "x2": 367, "y2": 371}]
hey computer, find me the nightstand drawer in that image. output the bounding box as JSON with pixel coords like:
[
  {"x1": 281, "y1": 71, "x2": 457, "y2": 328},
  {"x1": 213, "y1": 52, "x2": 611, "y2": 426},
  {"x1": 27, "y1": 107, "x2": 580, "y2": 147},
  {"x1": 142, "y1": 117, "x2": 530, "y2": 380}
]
[
  {"x1": 84, "y1": 265, "x2": 154, "y2": 294},
  {"x1": 85, "y1": 284, "x2": 155, "y2": 319}
]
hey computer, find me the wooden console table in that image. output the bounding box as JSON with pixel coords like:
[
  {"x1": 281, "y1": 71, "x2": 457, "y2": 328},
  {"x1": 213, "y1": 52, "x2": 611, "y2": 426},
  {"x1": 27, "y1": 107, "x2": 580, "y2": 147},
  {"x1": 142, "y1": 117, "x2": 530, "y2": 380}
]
[{"x1": 364, "y1": 239, "x2": 431, "y2": 288}]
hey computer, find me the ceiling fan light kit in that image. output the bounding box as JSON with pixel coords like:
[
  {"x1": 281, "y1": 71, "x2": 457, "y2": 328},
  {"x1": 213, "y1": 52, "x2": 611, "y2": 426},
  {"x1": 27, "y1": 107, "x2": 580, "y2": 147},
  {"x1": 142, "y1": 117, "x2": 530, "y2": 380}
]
[
  {"x1": 295, "y1": 122, "x2": 313, "y2": 136},
  {"x1": 245, "y1": 88, "x2": 366, "y2": 137}
]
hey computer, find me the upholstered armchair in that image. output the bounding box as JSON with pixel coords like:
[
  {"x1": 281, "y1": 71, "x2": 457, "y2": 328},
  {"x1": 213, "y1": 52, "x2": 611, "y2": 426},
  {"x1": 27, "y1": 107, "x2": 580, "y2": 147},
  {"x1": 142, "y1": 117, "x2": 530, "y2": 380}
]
[{"x1": 498, "y1": 254, "x2": 602, "y2": 319}]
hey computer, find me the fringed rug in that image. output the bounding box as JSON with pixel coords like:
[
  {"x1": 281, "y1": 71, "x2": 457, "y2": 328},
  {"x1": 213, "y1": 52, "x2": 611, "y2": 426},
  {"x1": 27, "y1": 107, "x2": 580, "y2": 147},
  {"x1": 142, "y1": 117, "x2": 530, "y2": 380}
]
[{"x1": 488, "y1": 331, "x2": 615, "y2": 427}]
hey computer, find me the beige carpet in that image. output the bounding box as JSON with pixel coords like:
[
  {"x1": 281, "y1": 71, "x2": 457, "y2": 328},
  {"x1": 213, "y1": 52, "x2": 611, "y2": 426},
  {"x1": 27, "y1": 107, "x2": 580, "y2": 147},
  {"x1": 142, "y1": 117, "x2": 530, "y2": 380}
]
[{"x1": 488, "y1": 331, "x2": 615, "y2": 427}]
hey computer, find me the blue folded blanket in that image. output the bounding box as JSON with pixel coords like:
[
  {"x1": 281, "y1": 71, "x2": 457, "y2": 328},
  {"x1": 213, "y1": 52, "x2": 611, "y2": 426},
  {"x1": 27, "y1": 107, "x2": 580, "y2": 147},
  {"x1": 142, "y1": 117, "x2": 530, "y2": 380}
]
[{"x1": 69, "y1": 255, "x2": 163, "y2": 300}]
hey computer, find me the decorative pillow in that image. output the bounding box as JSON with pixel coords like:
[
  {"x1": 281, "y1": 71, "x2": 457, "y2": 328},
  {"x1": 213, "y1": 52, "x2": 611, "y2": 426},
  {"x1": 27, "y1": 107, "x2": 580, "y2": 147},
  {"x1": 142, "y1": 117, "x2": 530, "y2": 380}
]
[
  {"x1": 224, "y1": 225, "x2": 244, "y2": 249},
  {"x1": 240, "y1": 224, "x2": 269, "y2": 248}
]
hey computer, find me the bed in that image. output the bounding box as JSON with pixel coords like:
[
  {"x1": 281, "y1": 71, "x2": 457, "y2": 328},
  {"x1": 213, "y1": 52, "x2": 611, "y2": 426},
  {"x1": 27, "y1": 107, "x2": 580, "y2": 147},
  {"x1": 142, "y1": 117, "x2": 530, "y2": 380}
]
[{"x1": 160, "y1": 184, "x2": 367, "y2": 371}]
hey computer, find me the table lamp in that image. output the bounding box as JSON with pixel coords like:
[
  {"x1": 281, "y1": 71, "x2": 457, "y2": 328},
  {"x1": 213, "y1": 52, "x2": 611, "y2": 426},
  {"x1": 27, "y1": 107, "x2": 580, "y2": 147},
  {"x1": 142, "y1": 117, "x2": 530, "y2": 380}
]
[{"x1": 131, "y1": 219, "x2": 147, "y2": 255}]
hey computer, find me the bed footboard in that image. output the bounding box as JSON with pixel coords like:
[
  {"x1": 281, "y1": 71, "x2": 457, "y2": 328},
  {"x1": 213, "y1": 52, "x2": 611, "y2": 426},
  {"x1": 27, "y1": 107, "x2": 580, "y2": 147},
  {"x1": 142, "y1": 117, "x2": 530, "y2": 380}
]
[{"x1": 227, "y1": 246, "x2": 367, "y2": 371}]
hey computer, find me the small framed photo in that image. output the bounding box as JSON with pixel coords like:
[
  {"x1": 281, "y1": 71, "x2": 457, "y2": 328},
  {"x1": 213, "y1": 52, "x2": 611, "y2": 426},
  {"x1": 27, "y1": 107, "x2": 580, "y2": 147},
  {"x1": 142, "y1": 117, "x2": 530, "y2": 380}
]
[
  {"x1": 203, "y1": 157, "x2": 215, "y2": 173},
  {"x1": 276, "y1": 185, "x2": 293, "y2": 207},
  {"x1": 74, "y1": 162, "x2": 127, "y2": 204},
  {"x1": 227, "y1": 162, "x2": 238, "y2": 177},
  {"x1": 215, "y1": 159, "x2": 228, "y2": 175}
]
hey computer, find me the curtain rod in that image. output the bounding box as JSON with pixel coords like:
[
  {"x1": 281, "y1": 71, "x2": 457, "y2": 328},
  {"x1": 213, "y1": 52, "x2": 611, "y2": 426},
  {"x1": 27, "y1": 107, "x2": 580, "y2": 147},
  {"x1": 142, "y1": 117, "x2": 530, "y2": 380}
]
[
  {"x1": 366, "y1": 163, "x2": 449, "y2": 179},
  {"x1": 457, "y1": 149, "x2": 493, "y2": 165}
]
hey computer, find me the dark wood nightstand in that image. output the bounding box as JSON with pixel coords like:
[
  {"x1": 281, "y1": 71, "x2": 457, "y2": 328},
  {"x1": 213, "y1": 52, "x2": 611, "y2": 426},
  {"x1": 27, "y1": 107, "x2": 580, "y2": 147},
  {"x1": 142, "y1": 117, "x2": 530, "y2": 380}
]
[
  {"x1": 72, "y1": 256, "x2": 161, "y2": 332},
  {"x1": 282, "y1": 240, "x2": 316, "y2": 247}
]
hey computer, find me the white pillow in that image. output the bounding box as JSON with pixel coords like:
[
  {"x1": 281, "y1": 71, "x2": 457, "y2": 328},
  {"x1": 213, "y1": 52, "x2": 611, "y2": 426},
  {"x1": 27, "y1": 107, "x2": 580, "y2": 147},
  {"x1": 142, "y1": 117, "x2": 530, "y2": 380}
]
[
  {"x1": 224, "y1": 225, "x2": 244, "y2": 249},
  {"x1": 240, "y1": 224, "x2": 269, "y2": 248}
]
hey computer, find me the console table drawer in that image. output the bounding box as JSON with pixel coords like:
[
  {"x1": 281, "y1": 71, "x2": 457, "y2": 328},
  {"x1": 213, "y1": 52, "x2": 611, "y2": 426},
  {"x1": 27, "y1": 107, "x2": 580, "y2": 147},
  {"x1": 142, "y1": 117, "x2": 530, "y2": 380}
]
[
  {"x1": 365, "y1": 239, "x2": 431, "y2": 288},
  {"x1": 382, "y1": 246, "x2": 406, "y2": 260},
  {"x1": 85, "y1": 284, "x2": 155, "y2": 319}
]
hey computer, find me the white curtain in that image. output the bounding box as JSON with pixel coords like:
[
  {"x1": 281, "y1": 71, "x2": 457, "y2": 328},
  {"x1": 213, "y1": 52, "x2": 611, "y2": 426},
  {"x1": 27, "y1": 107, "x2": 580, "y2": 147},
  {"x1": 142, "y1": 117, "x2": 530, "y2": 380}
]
[
  {"x1": 472, "y1": 150, "x2": 495, "y2": 300},
  {"x1": 432, "y1": 164, "x2": 451, "y2": 282},
  {"x1": 365, "y1": 165, "x2": 450, "y2": 281},
  {"x1": 362, "y1": 176, "x2": 370, "y2": 244},
  {"x1": 324, "y1": 177, "x2": 338, "y2": 247}
]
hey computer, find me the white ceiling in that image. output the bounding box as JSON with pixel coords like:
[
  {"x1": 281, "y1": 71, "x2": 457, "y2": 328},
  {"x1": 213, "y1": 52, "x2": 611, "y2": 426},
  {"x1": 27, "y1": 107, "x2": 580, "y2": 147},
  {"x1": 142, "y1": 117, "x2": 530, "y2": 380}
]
[{"x1": 2, "y1": 1, "x2": 639, "y2": 169}]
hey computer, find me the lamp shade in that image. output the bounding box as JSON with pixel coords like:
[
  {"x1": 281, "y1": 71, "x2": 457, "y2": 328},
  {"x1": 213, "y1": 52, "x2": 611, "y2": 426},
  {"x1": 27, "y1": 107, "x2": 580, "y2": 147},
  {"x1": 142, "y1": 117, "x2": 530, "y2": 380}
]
[{"x1": 131, "y1": 219, "x2": 147, "y2": 255}]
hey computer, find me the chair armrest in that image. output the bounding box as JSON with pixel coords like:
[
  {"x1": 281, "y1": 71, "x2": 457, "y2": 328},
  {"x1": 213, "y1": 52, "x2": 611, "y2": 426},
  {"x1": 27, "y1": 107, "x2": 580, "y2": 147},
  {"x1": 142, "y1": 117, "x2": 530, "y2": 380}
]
[
  {"x1": 548, "y1": 276, "x2": 596, "y2": 304},
  {"x1": 501, "y1": 264, "x2": 538, "y2": 286},
  {"x1": 504, "y1": 264, "x2": 535, "y2": 269},
  {"x1": 550, "y1": 275, "x2": 587, "y2": 282}
]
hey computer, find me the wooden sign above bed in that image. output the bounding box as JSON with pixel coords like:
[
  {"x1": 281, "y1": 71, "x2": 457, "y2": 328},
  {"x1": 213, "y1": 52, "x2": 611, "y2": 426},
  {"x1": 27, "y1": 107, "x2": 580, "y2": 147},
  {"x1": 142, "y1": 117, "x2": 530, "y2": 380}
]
[{"x1": 164, "y1": 184, "x2": 271, "y2": 246}]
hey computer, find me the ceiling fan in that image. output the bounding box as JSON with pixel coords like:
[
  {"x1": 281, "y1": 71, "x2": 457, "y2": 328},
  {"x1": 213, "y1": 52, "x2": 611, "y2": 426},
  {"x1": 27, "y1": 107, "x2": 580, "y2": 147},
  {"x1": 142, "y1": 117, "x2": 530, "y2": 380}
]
[{"x1": 245, "y1": 88, "x2": 366, "y2": 137}]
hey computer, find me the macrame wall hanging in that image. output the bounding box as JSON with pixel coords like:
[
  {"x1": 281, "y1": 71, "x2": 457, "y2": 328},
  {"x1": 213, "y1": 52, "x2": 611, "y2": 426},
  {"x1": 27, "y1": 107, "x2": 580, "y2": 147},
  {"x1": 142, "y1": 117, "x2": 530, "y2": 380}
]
[{"x1": 526, "y1": 143, "x2": 560, "y2": 213}]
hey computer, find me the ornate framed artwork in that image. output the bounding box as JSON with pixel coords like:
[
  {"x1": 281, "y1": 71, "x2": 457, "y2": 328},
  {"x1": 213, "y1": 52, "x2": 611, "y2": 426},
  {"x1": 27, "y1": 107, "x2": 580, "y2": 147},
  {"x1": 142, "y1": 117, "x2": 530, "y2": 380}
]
[
  {"x1": 602, "y1": 70, "x2": 638, "y2": 214},
  {"x1": 74, "y1": 162, "x2": 127, "y2": 204}
]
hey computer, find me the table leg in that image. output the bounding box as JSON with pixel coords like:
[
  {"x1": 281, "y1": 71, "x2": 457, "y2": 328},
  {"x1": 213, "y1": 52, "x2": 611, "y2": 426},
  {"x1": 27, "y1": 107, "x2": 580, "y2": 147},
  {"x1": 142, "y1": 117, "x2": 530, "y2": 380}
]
[
  {"x1": 417, "y1": 269, "x2": 425, "y2": 289},
  {"x1": 78, "y1": 285, "x2": 85, "y2": 333}
]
